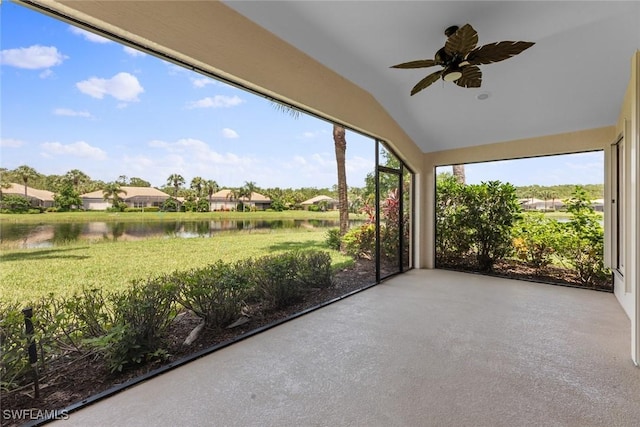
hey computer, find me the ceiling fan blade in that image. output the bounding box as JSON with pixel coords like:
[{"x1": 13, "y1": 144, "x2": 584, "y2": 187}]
[
  {"x1": 411, "y1": 70, "x2": 443, "y2": 95},
  {"x1": 466, "y1": 41, "x2": 535, "y2": 65},
  {"x1": 444, "y1": 24, "x2": 478, "y2": 57},
  {"x1": 454, "y1": 65, "x2": 482, "y2": 88},
  {"x1": 390, "y1": 59, "x2": 439, "y2": 69}
]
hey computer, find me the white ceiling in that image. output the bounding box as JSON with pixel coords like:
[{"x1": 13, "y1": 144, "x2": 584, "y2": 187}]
[{"x1": 224, "y1": 1, "x2": 640, "y2": 153}]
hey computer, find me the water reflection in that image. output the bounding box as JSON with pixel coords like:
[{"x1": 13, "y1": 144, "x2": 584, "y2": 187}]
[{"x1": 0, "y1": 219, "x2": 361, "y2": 248}]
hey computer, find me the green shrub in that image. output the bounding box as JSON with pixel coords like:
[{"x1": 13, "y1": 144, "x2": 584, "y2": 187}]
[
  {"x1": 295, "y1": 251, "x2": 333, "y2": 289},
  {"x1": 308, "y1": 204, "x2": 320, "y2": 212},
  {"x1": 143, "y1": 206, "x2": 160, "y2": 212},
  {"x1": 245, "y1": 251, "x2": 333, "y2": 310},
  {"x1": 512, "y1": 213, "x2": 562, "y2": 268},
  {"x1": 462, "y1": 181, "x2": 521, "y2": 271},
  {"x1": 325, "y1": 228, "x2": 341, "y2": 250},
  {"x1": 342, "y1": 223, "x2": 376, "y2": 259},
  {"x1": 0, "y1": 302, "x2": 33, "y2": 391},
  {"x1": 435, "y1": 174, "x2": 473, "y2": 263},
  {"x1": 124, "y1": 207, "x2": 143, "y2": 213},
  {"x1": 89, "y1": 278, "x2": 178, "y2": 373},
  {"x1": 557, "y1": 187, "x2": 609, "y2": 287},
  {"x1": 176, "y1": 261, "x2": 251, "y2": 329},
  {"x1": 0, "y1": 195, "x2": 31, "y2": 213}
]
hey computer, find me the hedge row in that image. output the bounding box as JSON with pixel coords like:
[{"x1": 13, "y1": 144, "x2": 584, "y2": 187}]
[{"x1": 0, "y1": 250, "x2": 333, "y2": 390}]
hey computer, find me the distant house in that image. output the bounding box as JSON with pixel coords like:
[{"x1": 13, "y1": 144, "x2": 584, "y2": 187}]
[
  {"x1": 519, "y1": 197, "x2": 564, "y2": 211},
  {"x1": 591, "y1": 199, "x2": 605, "y2": 212},
  {"x1": 2, "y1": 183, "x2": 55, "y2": 208},
  {"x1": 208, "y1": 189, "x2": 271, "y2": 211},
  {"x1": 80, "y1": 186, "x2": 171, "y2": 210},
  {"x1": 301, "y1": 195, "x2": 338, "y2": 211}
]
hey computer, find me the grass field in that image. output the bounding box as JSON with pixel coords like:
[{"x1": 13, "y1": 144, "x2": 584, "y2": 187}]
[{"x1": 0, "y1": 228, "x2": 353, "y2": 303}]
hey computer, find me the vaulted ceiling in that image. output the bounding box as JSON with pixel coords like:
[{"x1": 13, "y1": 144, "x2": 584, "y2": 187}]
[{"x1": 224, "y1": 1, "x2": 640, "y2": 153}]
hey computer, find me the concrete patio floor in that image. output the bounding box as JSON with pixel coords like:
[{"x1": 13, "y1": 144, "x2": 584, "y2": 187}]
[{"x1": 53, "y1": 269, "x2": 640, "y2": 427}]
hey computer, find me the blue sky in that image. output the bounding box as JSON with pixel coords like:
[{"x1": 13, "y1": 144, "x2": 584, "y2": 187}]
[{"x1": 1, "y1": 2, "x2": 603, "y2": 189}]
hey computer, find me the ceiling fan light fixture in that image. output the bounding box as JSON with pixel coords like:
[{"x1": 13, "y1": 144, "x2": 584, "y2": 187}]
[{"x1": 443, "y1": 67, "x2": 463, "y2": 82}]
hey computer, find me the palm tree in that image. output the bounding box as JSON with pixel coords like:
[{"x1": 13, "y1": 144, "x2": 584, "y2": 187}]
[
  {"x1": 227, "y1": 188, "x2": 241, "y2": 211},
  {"x1": 205, "y1": 180, "x2": 219, "y2": 211},
  {"x1": 272, "y1": 102, "x2": 349, "y2": 241},
  {"x1": 102, "y1": 182, "x2": 127, "y2": 208},
  {"x1": 0, "y1": 168, "x2": 12, "y2": 197},
  {"x1": 14, "y1": 165, "x2": 39, "y2": 198},
  {"x1": 64, "y1": 169, "x2": 90, "y2": 192},
  {"x1": 333, "y1": 125, "x2": 349, "y2": 246},
  {"x1": 190, "y1": 176, "x2": 204, "y2": 198},
  {"x1": 452, "y1": 164, "x2": 466, "y2": 184},
  {"x1": 166, "y1": 174, "x2": 185, "y2": 197},
  {"x1": 242, "y1": 181, "x2": 257, "y2": 210}
]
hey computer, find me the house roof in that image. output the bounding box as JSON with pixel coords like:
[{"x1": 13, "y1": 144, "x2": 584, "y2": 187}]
[
  {"x1": 4, "y1": 183, "x2": 55, "y2": 201},
  {"x1": 301, "y1": 195, "x2": 337, "y2": 205},
  {"x1": 211, "y1": 189, "x2": 271, "y2": 203},
  {"x1": 80, "y1": 186, "x2": 170, "y2": 199},
  {"x1": 28, "y1": 1, "x2": 640, "y2": 164}
]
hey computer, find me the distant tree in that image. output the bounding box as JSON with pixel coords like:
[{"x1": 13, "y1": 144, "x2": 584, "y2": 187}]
[
  {"x1": 166, "y1": 174, "x2": 185, "y2": 197},
  {"x1": 54, "y1": 183, "x2": 82, "y2": 211},
  {"x1": 64, "y1": 169, "x2": 90, "y2": 192},
  {"x1": 452, "y1": 164, "x2": 466, "y2": 184},
  {"x1": 0, "y1": 194, "x2": 31, "y2": 213},
  {"x1": 205, "y1": 180, "x2": 219, "y2": 210},
  {"x1": 190, "y1": 176, "x2": 204, "y2": 198},
  {"x1": 14, "y1": 165, "x2": 39, "y2": 197},
  {"x1": 241, "y1": 181, "x2": 257, "y2": 210},
  {"x1": 129, "y1": 177, "x2": 151, "y2": 187},
  {"x1": 102, "y1": 182, "x2": 127, "y2": 209},
  {"x1": 0, "y1": 168, "x2": 11, "y2": 197},
  {"x1": 116, "y1": 175, "x2": 129, "y2": 185},
  {"x1": 333, "y1": 125, "x2": 349, "y2": 248},
  {"x1": 227, "y1": 188, "x2": 241, "y2": 211}
]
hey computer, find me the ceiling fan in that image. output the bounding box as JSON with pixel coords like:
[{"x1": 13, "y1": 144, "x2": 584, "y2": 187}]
[{"x1": 391, "y1": 24, "x2": 534, "y2": 95}]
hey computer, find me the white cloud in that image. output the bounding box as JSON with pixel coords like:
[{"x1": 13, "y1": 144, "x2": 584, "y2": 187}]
[
  {"x1": 40, "y1": 141, "x2": 107, "y2": 160},
  {"x1": 53, "y1": 108, "x2": 93, "y2": 118},
  {"x1": 222, "y1": 128, "x2": 239, "y2": 139},
  {"x1": 123, "y1": 46, "x2": 145, "y2": 57},
  {"x1": 186, "y1": 95, "x2": 244, "y2": 109},
  {"x1": 69, "y1": 26, "x2": 111, "y2": 44},
  {"x1": 192, "y1": 77, "x2": 216, "y2": 88},
  {"x1": 39, "y1": 69, "x2": 53, "y2": 79},
  {"x1": 0, "y1": 138, "x2": 25, "y2": 148},
  {"x1": 0, "y1": 45, "x2": 66, "y2": 69},
  {"x1": 145, "y1": 138, "x2": 260, "y2": 185},
  {"x1": 76, "y1": 72, "x2": 144, "y2": 102}
]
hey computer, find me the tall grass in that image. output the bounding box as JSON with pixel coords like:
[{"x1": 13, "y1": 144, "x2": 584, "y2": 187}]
[{"x1": 0, "y1": 228, "x2": 353, "y2": 303}]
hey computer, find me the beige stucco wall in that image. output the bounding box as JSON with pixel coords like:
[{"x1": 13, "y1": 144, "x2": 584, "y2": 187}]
[{"x1": 612, "y1": 51, "x2": 640, "y2": 364}]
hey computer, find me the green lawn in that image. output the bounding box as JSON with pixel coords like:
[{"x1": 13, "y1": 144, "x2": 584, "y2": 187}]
[{"x1": 0, "y1": 228, "x2": 353, "y2": 303}]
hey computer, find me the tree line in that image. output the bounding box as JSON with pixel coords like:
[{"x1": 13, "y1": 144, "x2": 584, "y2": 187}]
[{"x1": 0, "y1": 165, "x2": 368, "y2": 212}]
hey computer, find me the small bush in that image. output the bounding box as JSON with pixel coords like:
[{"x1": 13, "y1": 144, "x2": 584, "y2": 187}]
[
  {"x1": 246, "y1": 251, "x2": 333, "y2": 310},
  {"x1": 89, "y1": 278, "x2": 178, "y2": 373},
  {"x1": 176, "y1": 261, "x2": 251, "y2": 329},
  {"x1": 124, "y1": 207, "x2": 143, "y2": 212},
  {"x1": 512, "y1": 213, "x2": 562, "y2": 268},
  {"x1": 0, "y1": 302, "x2": 33, "y2": 391},
  {"x1": 342, "y1": 224, "x2": 376, "y2": 259},
  {"x1": 325, "y1": 228, "x2": 341, "y2": 250},
  {"x1": 0, "y1": 195, "x2": 31, "y2": 213},
  {"x1": 556, "y1": 187, "x2": 610, "y2": 287}
]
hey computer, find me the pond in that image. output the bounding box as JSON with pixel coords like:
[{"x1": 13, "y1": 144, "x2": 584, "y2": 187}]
[{"x1": 0, "y1": 219, "x2": 363, "y2": 248}]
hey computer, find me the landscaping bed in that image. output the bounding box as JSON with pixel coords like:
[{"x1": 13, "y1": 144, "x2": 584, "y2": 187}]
[{"x1": 0, "y1": 259, "x2": 376, "y2": 427}]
